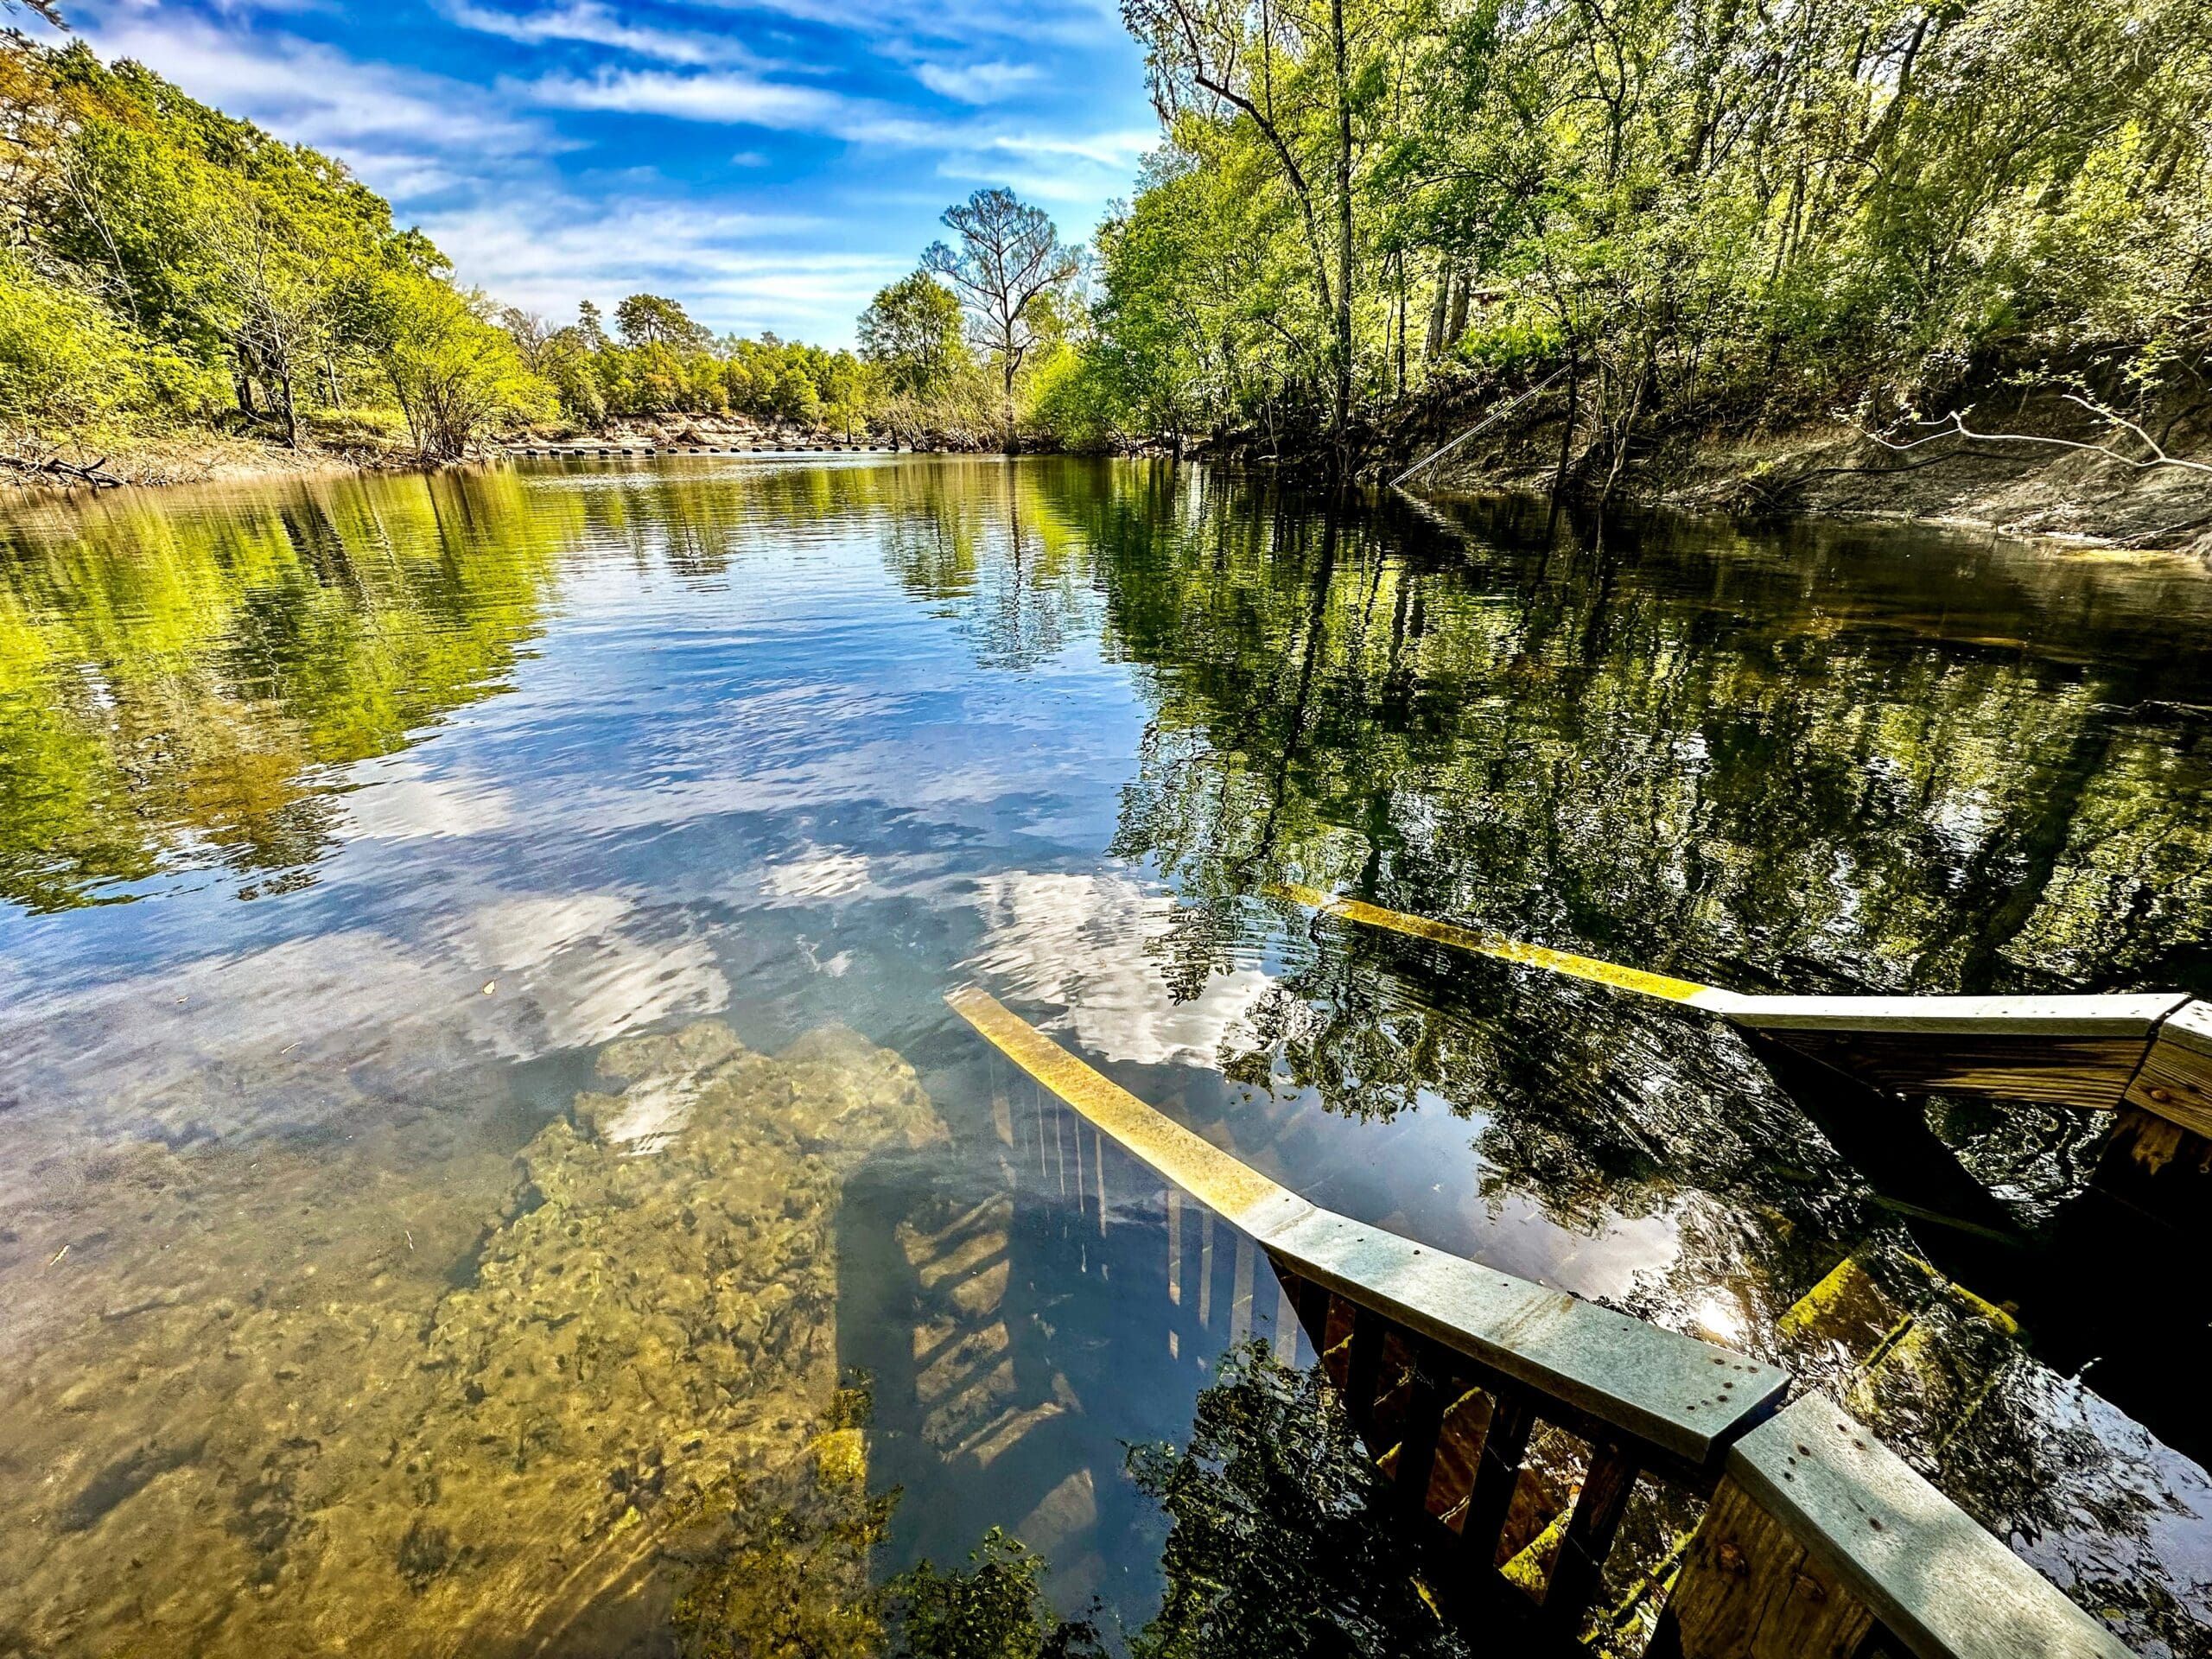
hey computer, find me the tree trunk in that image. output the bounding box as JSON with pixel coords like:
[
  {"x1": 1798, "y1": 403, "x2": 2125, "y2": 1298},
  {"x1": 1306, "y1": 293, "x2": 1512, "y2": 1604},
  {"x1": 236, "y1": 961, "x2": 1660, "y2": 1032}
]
[
  {"x1": 1446, "y1": 275, "x2": 1471, "y2": 347},
  {"x1": 1425, "y1": 267, "x2": 1452, "y2": 359},
  {"x1": 1552, "y1": 354, "x2": 1581, "y2": 502},
  {"x1": 1330, "y1": 0, "x2": 1354, "y2": 480},
  {"x1": 1394, "y1": 258, "x2": 1407, "y2": 397}
]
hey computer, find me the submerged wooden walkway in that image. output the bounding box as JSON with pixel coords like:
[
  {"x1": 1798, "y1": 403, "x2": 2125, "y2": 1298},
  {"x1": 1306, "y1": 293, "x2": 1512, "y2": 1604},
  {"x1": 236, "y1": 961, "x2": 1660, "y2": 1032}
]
[
  {"x1": 1274, "y1": 885, "x2": 2212, "y2": 1135},
  {"x1": 947, "y1": 986, "x2": 2134, "y2": 1659}
]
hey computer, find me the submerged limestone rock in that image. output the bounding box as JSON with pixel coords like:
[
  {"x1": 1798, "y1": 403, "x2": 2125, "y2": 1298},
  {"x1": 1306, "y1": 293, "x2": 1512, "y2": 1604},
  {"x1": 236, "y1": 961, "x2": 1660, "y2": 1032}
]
[{"x1": 0, "y1": 1020, "x2": 944, "y2": 1659}]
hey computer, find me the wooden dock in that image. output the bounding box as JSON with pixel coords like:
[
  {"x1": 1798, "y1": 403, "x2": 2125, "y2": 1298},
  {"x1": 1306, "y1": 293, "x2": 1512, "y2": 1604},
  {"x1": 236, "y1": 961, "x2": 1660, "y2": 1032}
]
[
  {"x1": 946, "y1": 987, "x2": 2135, "y2": 1659},
  {"x1": 1274, "y1": 885, "x2": 2212, "y2": 1134}
]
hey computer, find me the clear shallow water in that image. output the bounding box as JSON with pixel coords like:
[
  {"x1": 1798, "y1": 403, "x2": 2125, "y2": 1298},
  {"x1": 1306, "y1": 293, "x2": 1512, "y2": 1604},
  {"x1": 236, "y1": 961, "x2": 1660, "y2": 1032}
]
[{"x1": 3, "y1": 458, "x2": 2212, "y2": 1655}]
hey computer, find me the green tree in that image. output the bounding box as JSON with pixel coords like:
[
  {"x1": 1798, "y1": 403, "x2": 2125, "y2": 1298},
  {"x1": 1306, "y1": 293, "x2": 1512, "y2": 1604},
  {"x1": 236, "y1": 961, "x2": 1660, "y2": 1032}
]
[
  {"x1": 923, "y1": 188, "x2": 1080, "y2": 435},
  {"x1": 614, "y1": 291, "x2": 715, "y2": 352},
  {"x1": 859, "y1": 271, "x2": 968, "y2": 397},
  {"x1": 356, "y1": 270, "x2": 553, "y2": 458}
]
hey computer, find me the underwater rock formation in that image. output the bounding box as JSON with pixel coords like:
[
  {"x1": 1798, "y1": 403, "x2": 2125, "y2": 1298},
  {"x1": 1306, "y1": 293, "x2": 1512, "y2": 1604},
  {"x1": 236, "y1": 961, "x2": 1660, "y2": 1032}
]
[{"x1": 0, "y1": 1020, "x2": 944, "y2": 1658}]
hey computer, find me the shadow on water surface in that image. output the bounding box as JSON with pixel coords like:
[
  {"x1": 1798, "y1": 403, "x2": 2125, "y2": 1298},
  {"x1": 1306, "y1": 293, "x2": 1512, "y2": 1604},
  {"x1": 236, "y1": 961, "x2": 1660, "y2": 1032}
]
[{"x1": 2, "y1": 458, "x2": 2212, "y2": 1654}]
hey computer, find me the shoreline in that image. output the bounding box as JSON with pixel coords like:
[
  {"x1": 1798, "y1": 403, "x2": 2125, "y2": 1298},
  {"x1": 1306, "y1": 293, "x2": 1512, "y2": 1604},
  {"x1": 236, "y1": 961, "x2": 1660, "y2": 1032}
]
[
  {"x1": 1412, "y1": 402, "x2": 2212, "y2": 562},
  {"x1": 16, "y1": 424, "x2": 2209, "y2": 565}
]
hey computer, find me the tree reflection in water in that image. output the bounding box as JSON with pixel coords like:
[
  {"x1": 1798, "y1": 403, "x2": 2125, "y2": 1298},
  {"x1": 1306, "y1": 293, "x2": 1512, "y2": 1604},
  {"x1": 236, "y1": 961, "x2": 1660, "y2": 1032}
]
[
  {"x1": 895, "y1": 463, "x2": 2212, "y2": 1650},
  {"x1": 1127, "y1": 1342, "x2": 1474, "y2": 1659},
  {"x1": 8, "y1": 458, "x2": 2212, "y2": 1651}
]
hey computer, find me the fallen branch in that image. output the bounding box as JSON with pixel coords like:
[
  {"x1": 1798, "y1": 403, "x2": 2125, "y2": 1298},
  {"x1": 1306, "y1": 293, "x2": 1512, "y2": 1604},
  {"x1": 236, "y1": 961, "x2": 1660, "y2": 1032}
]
[
  {"x1": 1866, "y1": 395, "x2": 2212, "y2": 477},
  {"x1": 1391, "y1": 368, "x2": 1564, "y2": 490},
  {"x1": 0, "y1": 451, "x2": 125, "y2": 489}
]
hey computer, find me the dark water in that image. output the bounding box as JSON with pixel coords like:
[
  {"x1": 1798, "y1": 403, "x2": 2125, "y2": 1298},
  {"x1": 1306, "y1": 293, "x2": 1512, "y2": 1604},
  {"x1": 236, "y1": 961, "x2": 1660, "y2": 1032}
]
[{"x1": 3, "y1": 457, "x2": 2211, "y2": 1656}]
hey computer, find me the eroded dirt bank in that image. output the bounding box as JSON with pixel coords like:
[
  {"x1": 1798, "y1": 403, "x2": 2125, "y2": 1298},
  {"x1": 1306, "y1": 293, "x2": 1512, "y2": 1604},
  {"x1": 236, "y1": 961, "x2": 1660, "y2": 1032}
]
[{"x1": 1414, "y1": 383, "x2": 2212, "y2": 556}]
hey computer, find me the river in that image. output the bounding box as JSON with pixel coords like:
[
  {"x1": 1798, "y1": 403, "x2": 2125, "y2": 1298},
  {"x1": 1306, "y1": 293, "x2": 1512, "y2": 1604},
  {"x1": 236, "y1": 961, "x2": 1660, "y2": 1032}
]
[{"x1": 1, "y1": 456, "x2": 2208, "y2": 1656}]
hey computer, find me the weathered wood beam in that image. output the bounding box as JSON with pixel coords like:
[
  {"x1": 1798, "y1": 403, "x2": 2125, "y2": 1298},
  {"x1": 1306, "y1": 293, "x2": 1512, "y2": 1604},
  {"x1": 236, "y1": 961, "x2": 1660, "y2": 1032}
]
[
  {"x1": 1663, "y1": 1395, "x2": 2134, "y2": 1659},
  {"x1": 2121, "y1": 999, "x2": 2212, "y2": 1137}
]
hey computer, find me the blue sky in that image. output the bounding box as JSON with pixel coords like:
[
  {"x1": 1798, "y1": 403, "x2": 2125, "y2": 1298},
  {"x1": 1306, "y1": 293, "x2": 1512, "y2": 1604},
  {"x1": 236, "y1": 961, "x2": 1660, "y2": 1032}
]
[{"x1": 47, "y1": 0, "x2": 1160, "y2": 345}]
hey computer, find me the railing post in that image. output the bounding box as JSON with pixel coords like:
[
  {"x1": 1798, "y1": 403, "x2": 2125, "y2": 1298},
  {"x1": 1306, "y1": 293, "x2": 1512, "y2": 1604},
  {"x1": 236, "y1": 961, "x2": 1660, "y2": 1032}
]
[
  {"x1": 1657, "y1": 1395, "x2": 2133, "y2": 1659},
  {"x1": 1541, "y1": 1440, "x2": 1641, "y2": 1639},
  {"x1": 1657, "y1": 1473, "x2": 1873, "y2": 1658}
]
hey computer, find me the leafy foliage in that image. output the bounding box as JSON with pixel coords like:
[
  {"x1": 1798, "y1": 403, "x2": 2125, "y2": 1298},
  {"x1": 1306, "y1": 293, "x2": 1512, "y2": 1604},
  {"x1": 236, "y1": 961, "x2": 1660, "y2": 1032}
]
[
  {"x1": 1073, "y1": 0, "x2": 2212, "y2": 469},
  {"x1": 0, "y1": 40, "x2": 873, "y2": 455},
  {"x1": 506, "y1": 294, "x2": 871, "y2": 437},
  {"x1": 0, "y1": 37, "x2": 539, "y2": 454},
  {"x1": 887, "y1": 1529, "x2": 1105, "y2": 1659},
  {"x1": 1128, "y1": 1343, "x2": 1467, "y2": 1659}
]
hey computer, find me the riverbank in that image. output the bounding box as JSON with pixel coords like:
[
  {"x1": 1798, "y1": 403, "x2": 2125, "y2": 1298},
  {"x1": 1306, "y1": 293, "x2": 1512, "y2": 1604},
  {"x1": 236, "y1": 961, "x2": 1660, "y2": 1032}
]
[
  {"x1": 22, "y1": 411, "x2": 2211, "y2": 567},
  {"x1": 0, "y1": 431, "x2": 426, "y2": 492},
  {"x1": 0, "y1": 412, "x2": 876, "y2": 495},
  {"x1": 1414, "y1": 379, "x2": 2212, "y2": 558}
]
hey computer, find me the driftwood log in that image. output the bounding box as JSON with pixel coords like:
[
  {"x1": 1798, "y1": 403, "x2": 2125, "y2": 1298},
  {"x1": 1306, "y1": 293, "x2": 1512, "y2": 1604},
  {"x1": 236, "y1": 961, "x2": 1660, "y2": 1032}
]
[{"x1": 0, "y1": 452, "x2": 124, "y2": 489}]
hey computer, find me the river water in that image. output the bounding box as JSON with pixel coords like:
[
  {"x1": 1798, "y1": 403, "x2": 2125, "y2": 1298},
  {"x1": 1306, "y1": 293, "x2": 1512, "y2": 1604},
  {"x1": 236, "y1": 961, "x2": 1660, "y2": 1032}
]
[{"x1": 2, "y1": 456, "x2": 2209, "y2": 1656}]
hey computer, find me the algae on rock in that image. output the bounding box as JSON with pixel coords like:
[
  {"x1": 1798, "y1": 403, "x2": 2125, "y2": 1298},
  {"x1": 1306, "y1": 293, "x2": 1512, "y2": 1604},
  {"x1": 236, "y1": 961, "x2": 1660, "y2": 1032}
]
[{"x1": 0, "y1": 1019, "x2": 944, "y2": 1658}]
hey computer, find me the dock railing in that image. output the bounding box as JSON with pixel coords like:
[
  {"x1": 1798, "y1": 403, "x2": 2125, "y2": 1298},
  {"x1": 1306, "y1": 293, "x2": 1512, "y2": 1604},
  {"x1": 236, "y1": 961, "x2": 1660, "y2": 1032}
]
[
  {"x1": 1273, "y1": 885, "x2": 2212, "y2": 1135},
  {"x1": 947, "y1": 986, "x2": 2137, "y2": 1659}
]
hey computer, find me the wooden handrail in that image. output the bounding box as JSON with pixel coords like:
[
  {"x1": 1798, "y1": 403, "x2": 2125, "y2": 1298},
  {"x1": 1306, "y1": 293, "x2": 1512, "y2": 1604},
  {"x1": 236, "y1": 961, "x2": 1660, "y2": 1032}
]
[
  {"x1": 1274, "y1": 884, "x2": 2212, "y2": 1129},
  {"x1": 950, "y1": 986, "x2": 1786, "y2": 1467},
  {"x1": 947, "y1": 986, "x2": 2139, "y2": 1658}
]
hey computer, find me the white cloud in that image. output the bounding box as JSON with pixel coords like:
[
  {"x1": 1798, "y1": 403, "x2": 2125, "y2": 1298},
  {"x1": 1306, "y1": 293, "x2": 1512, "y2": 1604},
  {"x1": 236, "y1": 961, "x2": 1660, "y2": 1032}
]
[
  {"x1": 416, "y1": 192, "x2": 901, "y2": 335},
  {"x1": 526, "y1": 66, "x2": 871, "y2": 132},
  {"x1": 967, "y1": 872, "x2": 1274, "y2": 1068},
  {"x1": 438, "y1": 0, "x2": 772, "y2": 67},
  {"x1": 521, "y1": 66, "x2": 974, "y2": 149},
  {"x1": 688, "y1": 0, "x2": 1116, "y2": 49},
  {"x1": 80, "y1": 9, "x2": 551, "y2": 173},
  {"x1": 914, "y1": 60, "x2": 1041, "y2": 104}
]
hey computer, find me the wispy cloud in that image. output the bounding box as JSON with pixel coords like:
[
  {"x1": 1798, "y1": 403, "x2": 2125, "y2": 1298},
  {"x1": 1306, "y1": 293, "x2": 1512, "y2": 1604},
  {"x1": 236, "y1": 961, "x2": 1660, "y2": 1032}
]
[
  {"x1": 83, "y1": 8, "x2": 550, "y2": 171},
  {"x1": 524, "y1": 67, "x2": 901, "y2": 137},
  {"x1": 416, "y1": 193, "x2": 903, "y2": 335},
  {"x1": 687, "y1": 0, "x2": 1117, "y2": 50},
  {"x1": 913, "y1": 59, "x2": 1041, "y2": 103},
  {"x1": 438, "y1": 0, "x2": 766, "y2": 67}
]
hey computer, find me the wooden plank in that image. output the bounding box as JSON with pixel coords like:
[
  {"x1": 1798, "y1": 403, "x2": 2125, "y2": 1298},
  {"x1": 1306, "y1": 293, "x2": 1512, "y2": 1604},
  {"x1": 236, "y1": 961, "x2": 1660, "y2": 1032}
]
[
  {"x1": 1345, "y1": 1303, "x2": 1387, "y2": 1427},
  {"x1": 1659, "y1": 1476, "x2": 1875, "y2": 1659},
  {"x1": 1763, "y1": 1029, "x2": 2155, "y2": 1111},
  {"x1": 1723, "y1": 1395, "x2": 2134, "y2": 1659},
  {"x1": 1271, "y1": 887, "x2": 2191, "y2": 1049},
  {"x1": 1260, "y1": 1203, "x2": 1787, "y2": 1466},
  {"x1": 1541, "y1": 1441, "x2": 1641, "y2": 1638},
  {"x1": 1393, "y1": 1339, "x2": 1454, "y2": 1516},
  {"x1": 1273, "y1": 883, "x2": 1725, "y2": 1005},
  {"x1": 947, "y1": 986, "x2": 1299, "y2": 1233},
  {"x1": 1291, "y1": 1268, "x2": 1332, "y2": 1346},
  {"x1": 1726, "y1": 995, "x2": 2187, "y2": 1036},
  {"x1": 1460, "y1": 1391, "x2": 1534, "y2": 1568},
  {"x1": 2123, "y1": 1001, "x2": 2212, "y2": 1137},
  {"x1": 946, "y1": 987, "x2": 1788, "y2": 1468}
]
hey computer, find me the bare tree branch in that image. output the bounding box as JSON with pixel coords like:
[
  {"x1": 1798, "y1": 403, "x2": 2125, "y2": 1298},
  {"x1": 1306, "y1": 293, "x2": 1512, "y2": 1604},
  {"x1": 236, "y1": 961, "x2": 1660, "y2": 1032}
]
[{"x1": 1865, "y1": 396, "x2": 2212, "y2": 477}]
